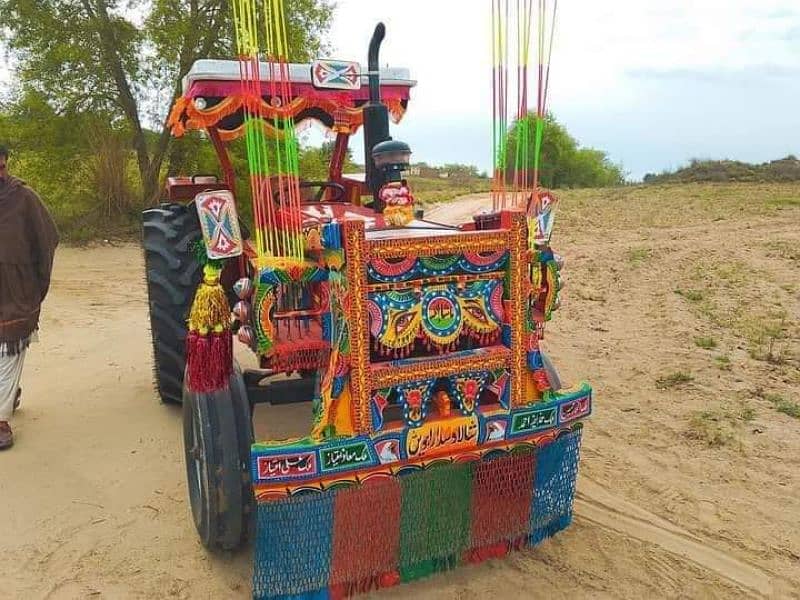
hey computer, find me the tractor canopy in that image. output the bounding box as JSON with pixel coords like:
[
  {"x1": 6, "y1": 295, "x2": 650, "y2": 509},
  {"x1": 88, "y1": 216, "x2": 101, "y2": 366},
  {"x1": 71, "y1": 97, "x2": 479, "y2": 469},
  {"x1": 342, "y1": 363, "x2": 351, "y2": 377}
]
[{"x1": 168, "y1": 59, "x2": 415, "y2": 141}]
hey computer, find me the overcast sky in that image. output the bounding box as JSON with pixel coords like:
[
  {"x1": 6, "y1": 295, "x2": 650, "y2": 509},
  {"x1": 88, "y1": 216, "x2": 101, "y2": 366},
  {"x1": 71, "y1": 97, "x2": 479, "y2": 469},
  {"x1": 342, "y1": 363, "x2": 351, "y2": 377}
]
[
  {"x1": 2, "y1": 1, "x2": 798, "y2": 180},
  {"x1": 322, "y1": 0, "x2": 800, "y2": 179}
]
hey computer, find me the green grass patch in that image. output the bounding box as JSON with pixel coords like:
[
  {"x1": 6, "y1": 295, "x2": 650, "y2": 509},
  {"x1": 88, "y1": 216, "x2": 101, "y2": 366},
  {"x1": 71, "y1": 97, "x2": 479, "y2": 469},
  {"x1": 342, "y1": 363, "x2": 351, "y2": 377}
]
[
  {"x1": 714, "y1": 355, "x2": 732, "y2": 371},
  {"x1": 740, "y1": 310, "x2": 791, "y2": 364},
  {"x1": 764, "y1": 393, "x2": 800, "y2": 419},
  {"x1": 686, "y1": 410, "x2": 736, "y2": 447},
  {"x1": 694, "y1": 336, "x2": 717, "y2": 349},
  {"x1": 738, "y1": 402, "x2": 757, "y2": 422},
  {"x1": 767, "y1": 196, "x2": 800, "y2": 208},
  {"x1": 656, "y1": 371, "x2": 694, "y2": 390},
  {"x1": 675, "y1": 288, "x2": 704, "y2": 302},
  {"x1": 765, "y1": 240, "x2": 800, "y2": 262},
  {"x1": 627, "y1": 246, "x2": 652, "y2": 265}
]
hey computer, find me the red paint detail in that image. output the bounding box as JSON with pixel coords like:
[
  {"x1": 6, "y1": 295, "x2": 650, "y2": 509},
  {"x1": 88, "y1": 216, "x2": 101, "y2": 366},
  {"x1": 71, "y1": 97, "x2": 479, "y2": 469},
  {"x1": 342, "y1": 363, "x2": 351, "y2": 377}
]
[
  {"x1": 256, "y1": 452, "x2": 316, "y2": 480},
  {"x1": 406, "y1": 389, "x2": 422, "y2": 409},
  {"x1": 200, "y1": 194, "x2": 225, "y2": 220},
  {"x1": 185, "y1": 81, "x2": 411, "y2": 103},
  {"x1": 464, "y1": 379, "x2": 478, "y2": 398},
  {"x1": 211, "y1": 229, "x2": 235, "y2": 254},
  {"x1": 533, "y1": 369, "x2": 551, "y2": 392},
  {"x1": 329, "y1": 132, "x2": 350, "y2": 182}
]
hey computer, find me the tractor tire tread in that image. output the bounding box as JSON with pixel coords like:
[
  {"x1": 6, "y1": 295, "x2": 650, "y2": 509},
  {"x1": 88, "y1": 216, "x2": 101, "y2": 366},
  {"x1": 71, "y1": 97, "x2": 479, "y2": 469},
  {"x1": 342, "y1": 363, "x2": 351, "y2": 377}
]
[{"x1": 142, "y1": 204, "x2": 202, "y2": 405}]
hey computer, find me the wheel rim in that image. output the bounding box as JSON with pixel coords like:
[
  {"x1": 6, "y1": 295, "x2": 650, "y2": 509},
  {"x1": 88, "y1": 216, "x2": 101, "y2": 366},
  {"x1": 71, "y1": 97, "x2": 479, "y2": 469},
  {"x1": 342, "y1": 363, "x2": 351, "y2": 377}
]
[{"x1": 186, "y1": 396, "x2": 210, "y2": 534}]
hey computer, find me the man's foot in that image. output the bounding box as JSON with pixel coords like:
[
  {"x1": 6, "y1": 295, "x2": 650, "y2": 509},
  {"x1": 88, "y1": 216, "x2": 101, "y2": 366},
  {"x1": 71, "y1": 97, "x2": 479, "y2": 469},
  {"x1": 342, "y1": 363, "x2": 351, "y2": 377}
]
[
  {"x1": 0, "y1": 422, "x2": 13, "y2": 450},
  {"x1": 13, "y1": 387, "x2": 21, "y2": 412}
]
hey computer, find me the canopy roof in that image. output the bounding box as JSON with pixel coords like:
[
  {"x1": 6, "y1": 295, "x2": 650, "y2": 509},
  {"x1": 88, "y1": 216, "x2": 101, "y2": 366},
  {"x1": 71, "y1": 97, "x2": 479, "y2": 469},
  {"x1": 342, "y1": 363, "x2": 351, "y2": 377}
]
[{"x1": 168, "y1": 59, "x2": 415, "y2": 141}]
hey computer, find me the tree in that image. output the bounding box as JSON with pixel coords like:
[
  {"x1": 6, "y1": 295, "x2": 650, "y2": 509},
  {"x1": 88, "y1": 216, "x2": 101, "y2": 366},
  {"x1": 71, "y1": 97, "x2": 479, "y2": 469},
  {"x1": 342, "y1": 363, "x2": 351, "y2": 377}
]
[
  {"x1": 298, "y1": 140, "x2": 358, "y2": 180},
  {"x1": 504, "y1": 114, "x2": 624, "y2": 188},
  {"x1": 0, "y1": 0, "x2": 333, "y2": 202}
]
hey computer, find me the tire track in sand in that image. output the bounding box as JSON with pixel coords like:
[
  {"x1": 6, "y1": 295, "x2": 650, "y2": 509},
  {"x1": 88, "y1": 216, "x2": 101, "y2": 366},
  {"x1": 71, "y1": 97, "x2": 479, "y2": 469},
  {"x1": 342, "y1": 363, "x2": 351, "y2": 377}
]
[
  {"x1": 575, "y1": 478, "x2": 781, "y2": 598},
  {"x1": 429, "y1": 193, "x2": 793, "y2": 597}
]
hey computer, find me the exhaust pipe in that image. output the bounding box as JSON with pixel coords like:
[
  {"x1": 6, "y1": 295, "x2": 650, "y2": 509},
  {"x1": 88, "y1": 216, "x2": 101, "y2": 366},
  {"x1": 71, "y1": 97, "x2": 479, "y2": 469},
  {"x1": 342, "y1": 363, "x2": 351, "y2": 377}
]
[
  {"x1": 368, "y1": 23, "x2": 385, "y2": 103},
  {"x1": 363, "y1": 23, "x2": 391, "y2": 206}
]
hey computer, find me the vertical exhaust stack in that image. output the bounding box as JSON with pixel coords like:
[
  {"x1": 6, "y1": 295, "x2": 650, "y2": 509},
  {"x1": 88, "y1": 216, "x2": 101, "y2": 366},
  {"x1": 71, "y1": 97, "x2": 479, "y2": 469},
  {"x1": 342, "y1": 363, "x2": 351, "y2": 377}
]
[{"x1": 363, "y1": 23, "x2": 392, "y2": 207}]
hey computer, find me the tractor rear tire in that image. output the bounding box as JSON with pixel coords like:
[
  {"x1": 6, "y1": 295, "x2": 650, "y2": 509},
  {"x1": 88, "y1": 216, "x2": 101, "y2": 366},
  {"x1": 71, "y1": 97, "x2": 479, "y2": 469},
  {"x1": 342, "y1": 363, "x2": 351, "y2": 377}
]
[
  {"x1": 142, "y1": 204, "x2": 202, "y2": 404},
  {"x1": 183, "y1": 366, "x2": 253, "y2": 551}
]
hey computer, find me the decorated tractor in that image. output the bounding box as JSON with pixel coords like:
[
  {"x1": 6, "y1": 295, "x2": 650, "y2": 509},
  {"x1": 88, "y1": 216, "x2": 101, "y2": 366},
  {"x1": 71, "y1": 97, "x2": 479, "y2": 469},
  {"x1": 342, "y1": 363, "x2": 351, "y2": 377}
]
[{"x1": 142, "y1": 2, "x2": 590, "y2": 598}]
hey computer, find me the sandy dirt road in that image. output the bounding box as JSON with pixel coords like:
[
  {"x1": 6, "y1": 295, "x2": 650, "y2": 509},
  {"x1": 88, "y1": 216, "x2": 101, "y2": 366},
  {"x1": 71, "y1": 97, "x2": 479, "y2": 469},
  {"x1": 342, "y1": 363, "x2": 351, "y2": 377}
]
[{"x1": 1, "y1": 187, "x2": 799, "y2": 599}]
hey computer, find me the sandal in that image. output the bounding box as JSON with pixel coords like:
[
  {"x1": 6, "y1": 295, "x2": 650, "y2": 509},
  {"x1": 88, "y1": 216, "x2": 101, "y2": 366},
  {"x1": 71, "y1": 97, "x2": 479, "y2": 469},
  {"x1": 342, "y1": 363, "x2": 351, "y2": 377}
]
[{"x1": 0, "y1": 421, "x2": 13, "y2": 450}]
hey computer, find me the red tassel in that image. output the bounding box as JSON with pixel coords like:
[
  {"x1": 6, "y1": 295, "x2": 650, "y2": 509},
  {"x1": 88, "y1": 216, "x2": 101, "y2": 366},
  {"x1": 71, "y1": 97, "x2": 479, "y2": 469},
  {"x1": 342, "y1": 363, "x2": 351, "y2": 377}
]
[
  {"x1": 186, "y1": 332, "x2": 210, "y2": 392},
  {"x1": 185, "y1": 332, "x2": 232, "y2": 393},
  {"x1": 209, "y1": 332, "x2": 233, "y2": 390}
]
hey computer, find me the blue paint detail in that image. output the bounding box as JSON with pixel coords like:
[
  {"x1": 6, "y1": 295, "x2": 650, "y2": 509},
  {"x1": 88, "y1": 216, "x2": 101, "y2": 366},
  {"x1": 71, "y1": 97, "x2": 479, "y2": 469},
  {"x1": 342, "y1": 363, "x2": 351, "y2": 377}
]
[
  {"x1": 527, "y1": 350, "x2": 543, "y2": 370},
  {"x1": 500, "y1": 376, "x2": 511, "y2": 410},
  {"x1": 203, "y1": 213, "x2": 216, "y2": 235},
  {"x1": 371, "y1": 397, "x2": 384, "y2": 431},
  {"x1": 477, "y1": 412, "x2": 510, "y2": 445},
  {"x1": 501, "y1": 325, "x2": 512, "y2": 347},
  {"x1": 221, "y1": 212, "x2": 234, "y2": 236},
  {"x1": 321, "y1": 313, "x2": 332, "y2": 343},
  {"x1": 322, "y1": 222, "x2": 341, "y2": 249},
  {"x1": 537, "y1": 248, "x2": 554, "y2": 262},
  {"x1": 373, "y1": 432, "x2": 405, "y2": 463},
  {"x1": 253, "y1": 492, "x2": 335, "y2": 599},
  {"x1": 331, "y1": 375, "x2": 346, "y2": 399},
  {"x1": 458, "y1": 252, "x2": 508, "y2": 273}
]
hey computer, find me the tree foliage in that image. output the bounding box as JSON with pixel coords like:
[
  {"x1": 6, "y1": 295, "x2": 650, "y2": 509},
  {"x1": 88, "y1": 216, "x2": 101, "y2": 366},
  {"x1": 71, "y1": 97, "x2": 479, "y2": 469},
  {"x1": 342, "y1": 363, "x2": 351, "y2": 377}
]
[
  {"x1": 0, "y1": 90, "x2": 140, "y2": 238},
  {"x1": 298, "y1": 140, "x2": 359, "y2": 180},
  {"x1": 0, "y1": 0, "x2": 333, "y2": 201},
  {"x1": 643, "y1": 156, "x2": 800, "y2": 184},
  {"x1": 505, "y1": 114, "x2": 624, "y2": 188}
]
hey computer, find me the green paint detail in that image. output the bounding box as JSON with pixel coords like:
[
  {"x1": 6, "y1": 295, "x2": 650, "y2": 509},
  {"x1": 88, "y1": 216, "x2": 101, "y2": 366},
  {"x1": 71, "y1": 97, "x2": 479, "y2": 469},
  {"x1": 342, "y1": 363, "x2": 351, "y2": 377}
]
[
  {"x1": 419, "y1": 254, "x2": 459, "y2": 272},
  {"x1": 320, "y1": 441, "x2": 371, "y2": 472},
  {"x1": 511, "y1": 407, "x2": 557, "y2": 434},
  {"x1": 253, "y1": 284, "x2": 275, "y2": 355},
  {"x1": 251, "y1": 436, "x2": 317, "y2": 451}
]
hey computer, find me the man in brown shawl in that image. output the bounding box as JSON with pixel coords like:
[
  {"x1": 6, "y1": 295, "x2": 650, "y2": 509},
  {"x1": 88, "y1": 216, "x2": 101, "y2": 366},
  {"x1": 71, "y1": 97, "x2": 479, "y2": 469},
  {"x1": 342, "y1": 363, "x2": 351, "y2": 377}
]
[{"x1": 0, "y1": 145, "x2": 59, "y2": 449}]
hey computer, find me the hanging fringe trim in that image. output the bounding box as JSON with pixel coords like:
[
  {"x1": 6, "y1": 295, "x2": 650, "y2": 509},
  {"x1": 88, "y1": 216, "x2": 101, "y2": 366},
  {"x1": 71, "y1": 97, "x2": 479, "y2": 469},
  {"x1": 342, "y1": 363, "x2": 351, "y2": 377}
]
[
  {"x1": 0, "y1": 335, "x2": 32, "y2": 358},
  {"x1": 186, "y1": 331, "x2": 233, "y2": 393}
]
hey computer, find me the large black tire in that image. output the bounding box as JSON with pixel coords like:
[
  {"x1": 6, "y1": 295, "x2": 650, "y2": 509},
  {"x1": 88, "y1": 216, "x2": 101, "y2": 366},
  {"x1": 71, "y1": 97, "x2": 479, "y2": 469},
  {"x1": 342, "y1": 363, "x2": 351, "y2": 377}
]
[
  {"x1": 142, "y1": 204, "x2": 202, "y2": 404},
  {"x1": 183, "y1": 366, "x2": 253, "y2": 551}
]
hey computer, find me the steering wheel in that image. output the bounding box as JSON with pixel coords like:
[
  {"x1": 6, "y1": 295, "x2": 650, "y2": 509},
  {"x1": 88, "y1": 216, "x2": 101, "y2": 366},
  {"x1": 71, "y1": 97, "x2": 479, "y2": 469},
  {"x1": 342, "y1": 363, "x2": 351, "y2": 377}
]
[{"x1": 271, "y1": 180, "x2": 347, "y2": 204}]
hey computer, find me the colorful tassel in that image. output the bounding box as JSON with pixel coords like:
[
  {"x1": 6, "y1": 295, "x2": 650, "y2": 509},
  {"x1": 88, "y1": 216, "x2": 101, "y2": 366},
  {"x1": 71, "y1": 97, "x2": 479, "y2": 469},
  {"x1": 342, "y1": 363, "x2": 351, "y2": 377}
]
[{"x1": 186, "y1": 264, "x2": 233, "y2": 392}]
